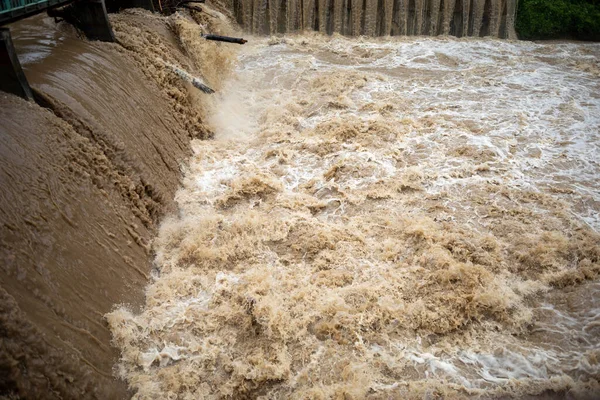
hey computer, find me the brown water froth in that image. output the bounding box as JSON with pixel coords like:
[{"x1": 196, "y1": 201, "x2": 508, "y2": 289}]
[
  {"x1": 107, "y1": 33, "x2": 600, "y2": 398},
  {"x1": 1, "y1": 7, "x2": 230, "y2": 398}
]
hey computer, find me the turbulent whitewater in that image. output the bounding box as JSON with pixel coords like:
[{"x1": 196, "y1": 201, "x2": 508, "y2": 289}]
[
  {"x1": 227, "y1": 0, "x2": 518, "y2": 38},
  {"x1": 107, "y1": 17, "x2": 600, "y2": 399}
]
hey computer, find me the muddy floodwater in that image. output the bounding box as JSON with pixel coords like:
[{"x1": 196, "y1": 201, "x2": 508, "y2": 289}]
[{"x1": 105, "y1": 31, "x2": 600, "y2": 399}]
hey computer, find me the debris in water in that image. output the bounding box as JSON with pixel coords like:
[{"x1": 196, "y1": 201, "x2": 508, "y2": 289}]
[
  {"x1": 202, "y1": 34, "x2": 247, "y2": 45},
  {"x1": 158, "y1": 58, "x2": 214, "y2": 94}
]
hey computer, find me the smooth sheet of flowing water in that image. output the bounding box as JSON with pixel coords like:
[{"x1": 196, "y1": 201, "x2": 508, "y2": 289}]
[{"x1": 107, "y1": 34, "x2": 600, "y2": 398}]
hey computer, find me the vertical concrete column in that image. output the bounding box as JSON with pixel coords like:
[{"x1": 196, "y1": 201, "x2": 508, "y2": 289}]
[
  {"x1": 0, "y1": 28, "x2": 33, "y2": 101},
  {"x1": 505, "y1": 0, "x2": 518, "y2": 39},
  {"x1": 67, "y1": 0, "x2": 115, "y2": 42}
]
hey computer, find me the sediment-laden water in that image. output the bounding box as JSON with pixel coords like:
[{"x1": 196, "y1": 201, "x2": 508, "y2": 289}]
[
  {"x1": 0, "y1": 8, "x2": 229, "y2": 398},
  {"x1": 107, "y1": 23, "x2": 600, "y2": 399}
]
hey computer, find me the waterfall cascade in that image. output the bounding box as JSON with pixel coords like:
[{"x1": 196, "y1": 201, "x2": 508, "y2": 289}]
[{"x1": 227, "y1": 0, "x2": 518, "y2": 38}]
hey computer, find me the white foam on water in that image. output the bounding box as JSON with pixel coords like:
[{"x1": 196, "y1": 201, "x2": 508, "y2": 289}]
[{"x1": 107, "y1": 35, "x2": 600, "y2": 398}]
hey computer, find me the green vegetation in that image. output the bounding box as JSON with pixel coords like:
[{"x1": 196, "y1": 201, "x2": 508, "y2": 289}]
[{"x1": 517, "y1": 0, "x2": 600, "y2": 40}]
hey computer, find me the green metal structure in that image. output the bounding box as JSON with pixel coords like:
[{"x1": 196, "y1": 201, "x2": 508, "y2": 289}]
[{"x1": 0, "y1": 0, "x2": 74, "y2": 25}]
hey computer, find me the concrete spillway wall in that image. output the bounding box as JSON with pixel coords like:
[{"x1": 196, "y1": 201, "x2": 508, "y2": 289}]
[
  {"x1": 0, "y1": 10, "x2": 217, "y2": 398},
  {"x1": 227, "y1": 0, "x2": 518, "y2": 38}
]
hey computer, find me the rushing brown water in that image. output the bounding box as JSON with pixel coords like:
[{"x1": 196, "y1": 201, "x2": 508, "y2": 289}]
[
  {"x1": 106, "y1": 10, "x2": 600, "y2": 400},
  {"x1": 0, "y1": 7, "x2": 229, "y2": 398},
  {"x1": 226, "y1": 0, "x2": 518, "y2": 38},
  {"x1": 1, "y1": 1, "x2": 599, "y2": 399}
]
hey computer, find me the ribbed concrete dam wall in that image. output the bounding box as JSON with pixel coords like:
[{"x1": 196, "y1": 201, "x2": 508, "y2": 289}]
[{"x1": 228, "y1": 0, "x2": 518, "y2": 38}]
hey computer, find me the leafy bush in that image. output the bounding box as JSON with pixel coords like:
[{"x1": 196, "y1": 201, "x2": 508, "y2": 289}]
[{"x1": 517, "y1": 0, "x2": 600, "y2": 40}]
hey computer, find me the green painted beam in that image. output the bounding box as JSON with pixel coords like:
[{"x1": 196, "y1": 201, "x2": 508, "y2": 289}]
[{"x1": 0, "y1": 0, "x2": 74, "y2": 25}]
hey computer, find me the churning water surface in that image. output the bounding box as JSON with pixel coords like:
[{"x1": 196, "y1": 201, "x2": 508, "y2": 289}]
[{"x1": 107, "y1": 34, "x2": 600, "y2": 398}]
